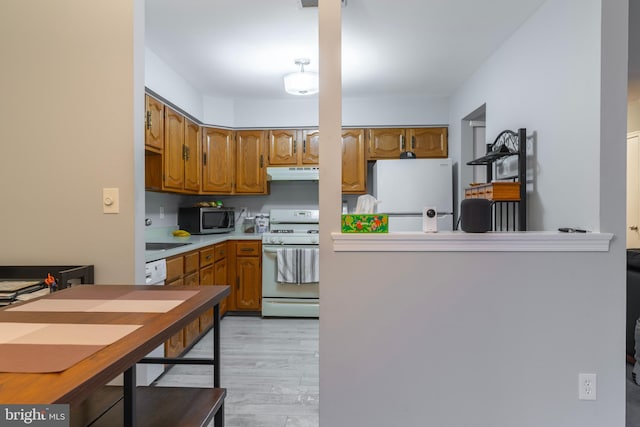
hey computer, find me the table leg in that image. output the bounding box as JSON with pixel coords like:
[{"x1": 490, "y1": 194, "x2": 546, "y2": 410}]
[
  {"x1": 123, "y1": 365, "x2": 137, "y2": 427},
  {"x1": 213, "y1": 303, "x2": 220, "y2": 388}
]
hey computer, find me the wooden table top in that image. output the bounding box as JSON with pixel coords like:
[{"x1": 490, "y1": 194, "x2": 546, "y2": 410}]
[{"x1": 0, "y1": 284, "x2": 229, "y2": 405}]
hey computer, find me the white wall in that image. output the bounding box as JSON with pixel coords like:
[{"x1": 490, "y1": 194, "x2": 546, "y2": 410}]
[
  {"x1": 319, "y1": 1, "x2": 627, "y2": 426},
  {"x1": 0, "y1": 0, "x2": 144, "y2": 284},
  {"x1": 450, "y1": 0, "x2": 601, "y2": 232},
  {"x1": 146, "y1": 49, "x2": 449, "y2": 128},
  {"x1": 232, "y1": 95, "x2": 449, "y2": 128},
  {"x1": 202, "y1": 95, "x2": 235, "y2": 128},
  {"x1": 145, "y1": 47, "x2": 204, "y2": 121}
]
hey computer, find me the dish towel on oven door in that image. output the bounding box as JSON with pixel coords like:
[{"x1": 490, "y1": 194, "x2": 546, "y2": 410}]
[{"x1": 276, "y1": 247, "x2": 319, "y2": 284}]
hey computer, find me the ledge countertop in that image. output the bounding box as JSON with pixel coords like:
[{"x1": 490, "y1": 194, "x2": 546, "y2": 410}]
[
  {"x1": 146, "y1": 230, "x2": 615, "y2": 262},
  {"x1": 330, "y1": 231, "x2": 614, "y2": 252},
  {"x1": 145, "y1": 229, "x2": 262, "y2": 263}
]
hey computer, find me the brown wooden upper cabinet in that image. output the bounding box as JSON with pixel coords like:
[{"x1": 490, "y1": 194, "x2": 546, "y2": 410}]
[
  {"x1": 267, "y1": 129, "x2": 319, "y2": 166},
  {"x1": 341, "y1": 129, "x2": 367, "y2": 194},
  {"x1": 163, "y1": 107, "x2": 201, "y2": 193},
  {"x1": 367, "y1": 127, "x2": 448, "y2": 159},
  {"x1": 163, "y1": 107, "x2": 185, "y2": 191},
  {"x1": 202, "y1": 127, "x2": 234, "y2": 194},
  {"x1": 145, "y1": 95, "x2": 164, "y2": 152},
  {"x1": 235, "y1": 130, "x2": 267, "y2": 194},
  {"x1": 183, "y1": 118, "x2": 201, "y2": 193}
]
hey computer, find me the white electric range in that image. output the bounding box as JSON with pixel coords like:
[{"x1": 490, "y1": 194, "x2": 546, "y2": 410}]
[{"x1": 261, "y1": 209, "x2": 319, "y2": 317}]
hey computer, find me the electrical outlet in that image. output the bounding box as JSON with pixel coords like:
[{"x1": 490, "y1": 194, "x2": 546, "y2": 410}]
[{"x1": 579, "y1": 373, "x2": 596, "y2": 400}]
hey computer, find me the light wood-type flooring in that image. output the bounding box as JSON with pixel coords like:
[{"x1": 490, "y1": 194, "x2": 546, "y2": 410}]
[{"x1": 155, "y1": 316, "x2": 319, "y2": 427}]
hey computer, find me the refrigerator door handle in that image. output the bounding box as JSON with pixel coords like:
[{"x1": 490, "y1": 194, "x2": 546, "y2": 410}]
[{"x1": 385, "y1": 212, "x2": 453, "y2": 216}]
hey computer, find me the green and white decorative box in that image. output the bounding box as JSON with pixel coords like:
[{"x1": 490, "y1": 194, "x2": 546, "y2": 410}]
[{"x1": 341, "y1": 214, "x2": 388, "y2": 233}]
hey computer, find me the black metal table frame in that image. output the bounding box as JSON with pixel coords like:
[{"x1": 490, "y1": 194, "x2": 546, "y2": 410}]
[{"x1": 122, "y1": 304, "x2": 223, "y2": 427}]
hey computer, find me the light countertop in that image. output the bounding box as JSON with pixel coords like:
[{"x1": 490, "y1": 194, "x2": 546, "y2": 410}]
[{"x1": 145, "y1": 228, "x2": 262, "y2": 262}]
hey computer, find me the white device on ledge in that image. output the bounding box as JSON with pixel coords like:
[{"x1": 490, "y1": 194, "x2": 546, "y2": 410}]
[{"x1": 423, "y1": 207, "x2": 438, "y2": 233}]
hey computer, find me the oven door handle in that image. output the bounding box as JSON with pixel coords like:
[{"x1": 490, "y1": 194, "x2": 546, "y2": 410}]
[{"x1": 263, "y1": 247, "x2": 281, "y2": 253}]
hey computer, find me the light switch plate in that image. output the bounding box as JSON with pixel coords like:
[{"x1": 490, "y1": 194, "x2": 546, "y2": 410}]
[{"x1": 103, "y1": 188, "x2": 120, "y2": 214}]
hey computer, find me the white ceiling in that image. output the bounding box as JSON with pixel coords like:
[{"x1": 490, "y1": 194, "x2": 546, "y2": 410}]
[{"x1": 145, "y1": 0, "x2": 551, "y2": 100}]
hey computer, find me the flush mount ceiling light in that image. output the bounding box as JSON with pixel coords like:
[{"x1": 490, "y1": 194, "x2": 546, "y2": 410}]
[{"x1": 283, "y1": 58, "x2": 318, "y2": 96}]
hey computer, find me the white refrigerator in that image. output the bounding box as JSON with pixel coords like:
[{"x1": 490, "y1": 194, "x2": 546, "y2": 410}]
[{"x1": 372, "y1": 158, "x2": 454, "y2": 232}]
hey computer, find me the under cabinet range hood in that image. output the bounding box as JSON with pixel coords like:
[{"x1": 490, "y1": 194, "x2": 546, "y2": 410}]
[{"x1": 267, "y1": 166, "x2": 319, "y2": 181}]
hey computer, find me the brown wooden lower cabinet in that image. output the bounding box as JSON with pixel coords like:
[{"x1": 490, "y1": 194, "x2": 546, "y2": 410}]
[
  {"x1": 165, "y1": 328, "x2": 184, "y2": 359},
  {"x1": 230, "y1": 241, "x2": 262, "y2": 312},
  {"x1": 161, "y1": 239, "x2": 260, "y2": 357},
  {"x1": 164, "y1": 250, "x2": 201, "y2": 356}
]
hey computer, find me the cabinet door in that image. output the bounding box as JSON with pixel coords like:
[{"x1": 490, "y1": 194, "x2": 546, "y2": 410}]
[
  {"x1": 165, "y1": 328, "x2": 184, "y2": 358},
  {"x1": 215, "y1": 257, "x2": 228, "y2": 317},
  {"x1": 235, "y1": 256, "x2": 261, "y2": 310},
  {"x1": 145, "y1": 95, "x2": 164, "y2": 152},
  {"x1": 165, "y1": 255, "x2": 184, "y2": 283},
  {"x1": 200, "y1": 246, "x2": 215, "y2": 268},
  {"x1": 184, "y1": 119, "x2": 201, "y2": 193},
  {"x1": 184, "y1": 251, "x2": 199, "y2": 275},
  {"x1": 341, "y1": 129, "x2": 366, "y2": 193},
  {"x1": 202, "y1": 127, "x2": 234, "y2": 194},
  {"x1": 182, "y1": 272, "x2": 200, "y2": 348},
  {"x1": 367, "y1": 128, "x2": 405, "y2": 159},
  {"x1": 302, "y1": 129, "x2": 320, "y2": 165},
  {"x1": 235, "y1": 130, "x2": 266, "y2": 194},
  {"x1": 163, "y1": 107, "x2": 185, "y2": 191},
  {"x1": 409, "y1": 127, "x2": 448, "y2": 158},
  {"x1": 199, "y1": 264, "x2": 214, "y2": 332},
  {"x1": 268, "y1": 129, "x2": 298, "y2": 165}
]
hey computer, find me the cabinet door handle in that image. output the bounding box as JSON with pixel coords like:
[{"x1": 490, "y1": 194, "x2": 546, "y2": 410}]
[
  {"x1": 631, "y1": 226, "x2": 638, "y2": 231},
  {"x1": 146, "y1": 111, "x2": 152, "y2": 130},
  {"x1": 206, "y1": 254, "x2": 212, "y2": 260},
  {"x1": 303, "y1": 139, "x2": 306, "y2": 153},
  {"x1": 240, "y1": 248, "x2": 253, "y2": 253},
  {"x1": 400, "y1": 135, "x2": 405, "y2": 151},
  {"x1": 260, "y1": 155, "x2": 264, "y2": 168},
  {"x1": 203, "y1": 152, "x2": 207, "y2": 165},
  {"x1": 294, "y1": 140, "x2": 297, "y2": 154},
  {"x1": 411, "y1": 135, "x2": 415, "y2": 150},
  {"x1": 236, "y1": 277, "x2": 240, "y2": 289}
]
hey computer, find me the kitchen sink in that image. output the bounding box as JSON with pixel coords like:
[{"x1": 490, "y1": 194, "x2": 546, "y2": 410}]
[{"x1": 145, "y1": 242, "x2": 192, "y2": 251}]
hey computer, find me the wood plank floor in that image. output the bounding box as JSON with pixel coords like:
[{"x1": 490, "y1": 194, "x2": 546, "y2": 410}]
[{"x1": 155, "y1": 316, "x2": 319, "y2": 427}]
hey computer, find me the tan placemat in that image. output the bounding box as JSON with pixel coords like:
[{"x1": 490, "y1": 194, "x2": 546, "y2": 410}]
[
  {"x1": 0, "y1": 344, "x2": 104, "y2": 373},
  {"x1": 8, "y1": 289, "x2": 199, "y2": 313},
  {"x1": 6, "y1": 299, "x2": 103, "y2": 312},
  {"x1": 8, "y1": 298, "x2": 188, "y2": 313},
  {"x1": 120, "y1": 290, "x2": 198, "y2": 300},
  {"x1": 0, "y1": 323, "x2": 142, "y2": 373},
  {"x1": 3, "y1": 323, "x2": 142, "y2": 345},
  {"x1": 87, "y1": 299, "x2": 186, "y2": 313}
]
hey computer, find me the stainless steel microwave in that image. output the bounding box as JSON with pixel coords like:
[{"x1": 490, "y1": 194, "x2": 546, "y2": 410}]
[{"x1": 178, "y1": 207, "x2": 235, "y2": 234}]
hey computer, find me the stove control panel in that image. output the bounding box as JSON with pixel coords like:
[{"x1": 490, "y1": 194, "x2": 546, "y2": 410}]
[{"x1": 262, "y1": 233, "x2": 319, "y2": 245}]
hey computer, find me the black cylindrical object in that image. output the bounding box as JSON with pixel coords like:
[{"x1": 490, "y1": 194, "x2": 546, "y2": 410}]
[{"x1": 460, "y1": 199, "x2": 492, "y2": 233}]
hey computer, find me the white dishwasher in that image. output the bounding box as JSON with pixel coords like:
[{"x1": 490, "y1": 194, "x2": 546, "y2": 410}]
[
  {"x1": 140, "y1": 259, "x2": 167, "y2": 385},
  {"x1": 109, "y1": 259, "x2": 167, "y2": 386}
]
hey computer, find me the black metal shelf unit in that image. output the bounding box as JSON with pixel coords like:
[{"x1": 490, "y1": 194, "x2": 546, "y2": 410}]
[{"x1": 466, "y1": 128, "x2": 527, "y2": 231}]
